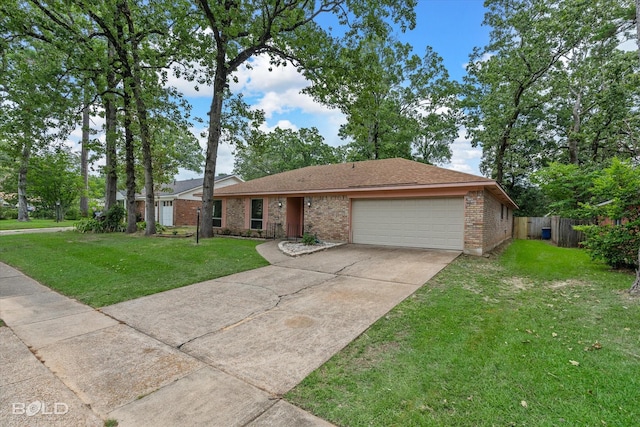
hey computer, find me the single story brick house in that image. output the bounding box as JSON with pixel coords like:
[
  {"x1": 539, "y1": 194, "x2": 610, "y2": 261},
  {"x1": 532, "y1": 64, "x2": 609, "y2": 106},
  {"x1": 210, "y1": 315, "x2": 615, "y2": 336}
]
[
  {"x1": 214, "y1": 158, "x2": 517, "y2": 255},
  {"x1": 137, "y1": 175, "x2": 243, "y2": 226}
]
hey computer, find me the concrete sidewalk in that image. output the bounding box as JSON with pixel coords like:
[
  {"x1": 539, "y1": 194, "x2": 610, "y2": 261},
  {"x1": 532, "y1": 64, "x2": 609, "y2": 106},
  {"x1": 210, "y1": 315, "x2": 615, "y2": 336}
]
[{"x1": 1, "y1": 241, "x2": 458, "y2": 426}]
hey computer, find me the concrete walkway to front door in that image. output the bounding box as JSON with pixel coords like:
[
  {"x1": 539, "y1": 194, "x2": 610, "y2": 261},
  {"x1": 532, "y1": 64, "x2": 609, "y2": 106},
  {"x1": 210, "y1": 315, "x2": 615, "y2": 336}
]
[{"x1": 0, "y1": 242, "x2": 459, "y2": 426}]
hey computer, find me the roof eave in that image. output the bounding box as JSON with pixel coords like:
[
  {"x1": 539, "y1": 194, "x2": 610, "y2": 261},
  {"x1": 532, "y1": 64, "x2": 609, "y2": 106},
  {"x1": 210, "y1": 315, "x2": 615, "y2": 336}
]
[{"x1": 217, "y1": 180, "x2": 519, "y2": 209}]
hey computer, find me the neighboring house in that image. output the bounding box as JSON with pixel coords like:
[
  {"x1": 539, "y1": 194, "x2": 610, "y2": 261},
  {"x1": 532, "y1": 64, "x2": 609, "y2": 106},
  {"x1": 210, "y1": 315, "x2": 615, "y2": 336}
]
[
  {"x1": 214, "y1": 158, "x2": 518, "y2": 255},
  {"x1": 137, "y1": 175, "x2": 244, "y2": 226}
]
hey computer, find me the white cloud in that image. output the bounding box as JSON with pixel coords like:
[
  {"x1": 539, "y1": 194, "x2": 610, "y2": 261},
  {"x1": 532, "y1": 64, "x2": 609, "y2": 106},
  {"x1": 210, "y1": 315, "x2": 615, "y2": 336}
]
[
  {"x1": 231, "y1": 55, "x2": 307, "y2": 94},
  {"x1": 228, "y1": 55, "x2": 341, "y2": 120},
  {"x1": 443, "y1": 127, "x2": 483, "y2": 176},
  {"x1": 259, "y1": 120, "x2": 298, "y2": 133}
]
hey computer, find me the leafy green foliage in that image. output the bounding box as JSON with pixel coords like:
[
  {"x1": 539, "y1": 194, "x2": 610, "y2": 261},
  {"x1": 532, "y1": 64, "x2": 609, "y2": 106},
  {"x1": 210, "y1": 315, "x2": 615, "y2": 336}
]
[
  {"x1": 306, "y1": 30, "x2": 459, "y2": 163},
  {"x1": 27, "y1": 147, "x2": 83, "y2": 218},
  {"x1": 532, "y1": 162, "x2": 597, "y2": 218},
  {"x1": 301, "y1": 233, "x2": 319, "y2": 245},
  {"x1": 75, "y1": 204, "x2": 126, "y2": 233},
  {"x1": 577, "y1": 223, "x2": 640, "y2": 269},
  {"x1": 233, "y1": 127, "x2": 343, "y2": 180},
  {"x1": 572, "y1": 158, "x2": 640, "y2": 269},
  {"x1": 0, "y1": 206, "x2": 18, "y2": 220},
  {"x1": 464, "y1": 0, "x2": 638, "y2": 185},
  {"x1": 136, "y1": 221, "x2": 166, "y2": 233}
]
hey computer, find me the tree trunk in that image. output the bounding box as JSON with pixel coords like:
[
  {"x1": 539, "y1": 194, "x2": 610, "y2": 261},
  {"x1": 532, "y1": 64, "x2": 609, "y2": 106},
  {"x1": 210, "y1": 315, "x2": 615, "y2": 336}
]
[
  {"x1": 568, "y1": 91, "x2": 582, "y2": 165},
  {"x1": 121, "y1": 0, "x2": 155, "y2": 235},
  {"x1": 80, "y1": 101, "x2": 90, "y2": 217},
  {"x1": 495, "y1": 85, "x2": 525, "y2": 184},
  {"x1": 123, "y1": 81, "x2": 138, "y2": 233},
  {"x1": 199, "y1": 56, "x2": 226, "y2": 239},
  {"x1": 17, "y1": 143, "x2": 30, "y2": 222},
  {"x1": 104, "y1": 42, "x2": 118, "y2": 212},
  {"x1": 369, "y1": 121, "x2": 380, "y2": 160}
]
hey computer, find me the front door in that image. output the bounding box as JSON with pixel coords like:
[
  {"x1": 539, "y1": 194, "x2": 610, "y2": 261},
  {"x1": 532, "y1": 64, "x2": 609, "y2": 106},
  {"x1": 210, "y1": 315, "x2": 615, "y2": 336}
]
[{"x1": 286, "y1": 197, "x2": 304, "y2": 237}]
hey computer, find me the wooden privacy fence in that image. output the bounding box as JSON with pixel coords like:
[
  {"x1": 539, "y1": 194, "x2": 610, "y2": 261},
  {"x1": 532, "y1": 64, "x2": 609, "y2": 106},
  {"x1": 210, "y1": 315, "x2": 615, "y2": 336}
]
[{"x1": 513, "y1": 216, "x2": 591, "y2": 248}]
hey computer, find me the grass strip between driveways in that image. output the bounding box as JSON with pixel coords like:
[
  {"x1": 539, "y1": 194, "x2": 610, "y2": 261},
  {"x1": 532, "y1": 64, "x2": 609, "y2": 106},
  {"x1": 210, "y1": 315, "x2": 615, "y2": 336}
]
[
  {"x1": 0, "y1": 219, "x2": 75, "y2": 230},
  {"x1": 287, "y1": 240, "x2": 640, "y2": 426},
  {"x1": 0, "y1": 232, "x2": 268, "y2": 307}
]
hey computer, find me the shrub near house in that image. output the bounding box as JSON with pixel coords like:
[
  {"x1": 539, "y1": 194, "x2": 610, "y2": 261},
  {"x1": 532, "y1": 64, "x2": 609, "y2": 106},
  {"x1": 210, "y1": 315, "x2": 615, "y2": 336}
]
[{"x1": 574, "y1": 159, "x2": 640, "y2": 270}]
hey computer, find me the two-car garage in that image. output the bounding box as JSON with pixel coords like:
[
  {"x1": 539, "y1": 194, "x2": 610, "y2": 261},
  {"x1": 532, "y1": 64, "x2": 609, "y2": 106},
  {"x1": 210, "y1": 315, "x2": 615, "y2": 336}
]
[{"x1": 351, "y1": 198, "x2": 465, "y2": 250}]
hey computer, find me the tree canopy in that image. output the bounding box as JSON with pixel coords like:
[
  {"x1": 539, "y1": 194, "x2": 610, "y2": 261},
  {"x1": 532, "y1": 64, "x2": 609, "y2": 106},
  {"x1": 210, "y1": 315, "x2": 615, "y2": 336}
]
[
  {"x1": 233, "y1": 127, "x2": 343, "y2": 180},
  {"x1": 463, "y1": 0, "x2": 638, "y2": 192}
]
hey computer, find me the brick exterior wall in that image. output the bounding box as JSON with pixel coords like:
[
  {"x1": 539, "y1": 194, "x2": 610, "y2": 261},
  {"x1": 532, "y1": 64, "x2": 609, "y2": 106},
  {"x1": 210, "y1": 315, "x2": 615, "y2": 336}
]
[
  {"x1": 464, "y1": 191, "x2": 484, "y2": 255},
  {"x1": 482, "y1": 191, "x2": 513, "y2": 252},
  {"x1": 304, "y1": 196, "x2": 350, "y2": 241},
  {"x1": 174, "y1": 200, "x2": 201, "y2": 226},
  {"x1": 464, "y1": 190, "x2": 513, "y2": 255},
  {"x1": 224, "y1": 198, "x2": 245, "y2": 233},
  {"x1": 267, "y1": 198, "x2": 286, "y2": 238}
]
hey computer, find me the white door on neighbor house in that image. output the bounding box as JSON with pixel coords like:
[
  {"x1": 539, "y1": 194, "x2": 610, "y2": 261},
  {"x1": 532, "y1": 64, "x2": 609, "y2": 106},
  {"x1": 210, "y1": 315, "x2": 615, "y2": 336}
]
[
  {"x1": 351, "y1": 198, "x2": 464, "y2": 250},
  {"x1": 155, "y1": 201, "x2": 173, "y2": 226}
]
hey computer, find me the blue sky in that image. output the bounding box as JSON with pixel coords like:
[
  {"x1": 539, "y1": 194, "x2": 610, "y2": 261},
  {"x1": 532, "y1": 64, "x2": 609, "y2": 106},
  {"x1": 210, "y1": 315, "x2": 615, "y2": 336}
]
[{"x1": 174, "y1": 1, "x2": 492, "y2": 179}]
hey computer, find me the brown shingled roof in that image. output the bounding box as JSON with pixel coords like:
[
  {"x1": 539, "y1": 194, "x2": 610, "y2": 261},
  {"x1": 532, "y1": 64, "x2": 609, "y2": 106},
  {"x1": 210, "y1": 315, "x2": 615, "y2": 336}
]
[{"x1": 215, "y1": 158, "x2": 520, "y2": 206}]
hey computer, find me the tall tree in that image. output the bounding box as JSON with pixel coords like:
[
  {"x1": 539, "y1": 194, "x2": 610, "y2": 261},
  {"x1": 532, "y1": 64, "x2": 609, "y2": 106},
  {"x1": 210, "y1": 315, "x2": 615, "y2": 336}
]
[
  {"x1": 233, "y1": 127, "x2": 343, "y2": 180},
  {"x1": 28, "y1": 146, "x2": 82, "y2": 218},
  {"x1": 191, "y1": 0, "x2": 417, "y2": 238},
  {"x1": 0, "y1": 36, "x2": 78, "y2": 221},
  {"x1": 463, "y1": 0, "x2": 635, "y2": 185},
  {"x1": 80, "y1": 92, "x2": 90, "y2": 217},
  {"x1": 306, "y1": 30, "x2": 459, "y2": 164},
  {"x1": 18, "y1": 0, "x2": 199, "y2": 234}
]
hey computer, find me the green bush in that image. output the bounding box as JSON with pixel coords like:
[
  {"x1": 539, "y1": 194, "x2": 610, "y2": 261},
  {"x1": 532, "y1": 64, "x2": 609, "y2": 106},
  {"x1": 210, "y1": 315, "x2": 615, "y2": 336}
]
[
  {"x1": 75, "y1": 218, "x2": 106, "y2": 233},
  {"x1": 65, "y1": 206, "x2": 81, "y2": 220},
  {"x1": 32, "y1": 208, "x2": 53, "y2": 219},
  {"x1": 103, "y1": 205, "x2": 125, "y2": 232},
  {"x1": 136, "y1": 221, "x2": 166, "y2": 233},
  {"x1": 576, "y1": 222, "x2": 640, "y2": 269},
  {"x1": 301, "y1": 233, "x2": 319, "y2": 246},
  {"x1": 0, "y1": 206, "x2": 18, "y2": 220},
  {"x1": 75, "y1": 205, "x2": 126, "y2": 233}
]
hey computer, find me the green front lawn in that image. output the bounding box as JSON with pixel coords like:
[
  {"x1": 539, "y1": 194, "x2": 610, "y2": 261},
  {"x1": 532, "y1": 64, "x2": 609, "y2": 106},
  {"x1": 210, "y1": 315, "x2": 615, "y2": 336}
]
[
  {"x1": 287, "y1": 240, "x2": 639, "y2": 426},
  {"x1": 0, "y1": 232, "x2": 268, "y2": 307},
  {"x1": 0, "y1": 219, "x2": 75, "y2": 230}
]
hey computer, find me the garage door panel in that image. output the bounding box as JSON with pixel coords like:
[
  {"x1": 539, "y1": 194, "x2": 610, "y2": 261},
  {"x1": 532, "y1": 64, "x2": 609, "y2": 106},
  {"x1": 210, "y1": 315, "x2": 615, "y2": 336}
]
[{"x1": 352, "y1": 198, "x2": 463, "y2": 250}]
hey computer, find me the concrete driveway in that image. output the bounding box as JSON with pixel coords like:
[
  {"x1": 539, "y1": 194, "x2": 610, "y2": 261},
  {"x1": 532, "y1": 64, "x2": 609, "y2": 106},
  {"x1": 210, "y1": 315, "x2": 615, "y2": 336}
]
[{"x1": 1, "y1": 242, "x2": 458, "y2": 426}]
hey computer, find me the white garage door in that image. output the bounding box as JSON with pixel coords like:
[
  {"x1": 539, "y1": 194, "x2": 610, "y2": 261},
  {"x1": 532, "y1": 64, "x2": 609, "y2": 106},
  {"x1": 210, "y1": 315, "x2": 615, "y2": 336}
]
[{"x1": 352, "y1": 198, "x2": 464, "y2": 250}]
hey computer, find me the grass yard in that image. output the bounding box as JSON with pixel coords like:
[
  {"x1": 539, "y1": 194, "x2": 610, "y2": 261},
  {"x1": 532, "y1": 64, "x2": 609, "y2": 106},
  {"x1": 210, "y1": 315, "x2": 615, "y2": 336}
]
[
  {"x1": 0, "y1": 219, "x2": 75, "y2": 230},
  {"x1": 287, "y1": 240, "x2": 639, "y2": 426},
  {"x1": 0, "y1": 232, "x2": 268, "y2": 307}
]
